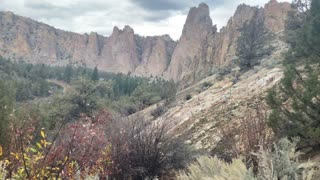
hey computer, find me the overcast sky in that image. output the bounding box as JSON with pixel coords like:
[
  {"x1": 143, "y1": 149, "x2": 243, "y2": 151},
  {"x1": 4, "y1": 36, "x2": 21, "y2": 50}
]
[{"x1": 1, "y1": 0, "x2": 291, "y2": 40}]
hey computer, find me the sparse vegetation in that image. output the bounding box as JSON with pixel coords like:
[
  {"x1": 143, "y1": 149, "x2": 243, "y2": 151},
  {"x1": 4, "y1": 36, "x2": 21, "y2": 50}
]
[
  {"x1": 180, "y1": 138, "x2": 317, "y2": 180},
  {"x1": 216, "y1": 66, "x2": 232, "y2": 81},
  {"x1": 202, "y1": 82, "x2": 212, "y2": 89},
  {"x1": 151, "y1": 104, "x2": 167, "y2": 118},
  {"x1": 211, "y1": 104, "x2": 274, "y2": 173}
]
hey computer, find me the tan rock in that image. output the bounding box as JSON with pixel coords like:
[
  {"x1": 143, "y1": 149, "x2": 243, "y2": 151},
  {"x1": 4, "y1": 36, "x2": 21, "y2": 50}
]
[
  {"x1": 0, "y1": 1, "x2": 292, "y2": 86},
  {"x1": 166, "y1": 3, "x2": 214, "y2": 82},
  {"x1": 134, "y1": 35, "x2": 175, "y2": 77},
  {"x1": 264, "y1": 0, "x2": 292, "y2": 33}
]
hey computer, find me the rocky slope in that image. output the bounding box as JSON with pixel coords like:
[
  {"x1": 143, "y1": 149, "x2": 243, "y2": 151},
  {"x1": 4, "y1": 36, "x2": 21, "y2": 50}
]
[
  {"x1": 132, "y1": 64, "x2": 284, "y2": 150},
  {"x1": 0, "y1": 0, "x2": 291, "y2": 85}
]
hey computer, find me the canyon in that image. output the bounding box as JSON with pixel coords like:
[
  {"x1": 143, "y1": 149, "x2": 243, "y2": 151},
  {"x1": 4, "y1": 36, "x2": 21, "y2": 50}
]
[{"x1": 0, "y1": 0, "x2": 291, "y2": 85}]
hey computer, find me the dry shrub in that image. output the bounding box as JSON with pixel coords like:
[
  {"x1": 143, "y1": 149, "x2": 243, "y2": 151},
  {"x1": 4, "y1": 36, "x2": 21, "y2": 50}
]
[
  {"x1": 177, "y1": 156, "x2": 254, "y2": 180},
  {"x1": 212, "y1": 103, "x2": 274, "y2": 173},
  {"x1": 105, "y1": 116, "x2": 198, "y2": 179},
  {"x1": 255, "y1": 137, "x2": 317, "y2": 180},
  {"x1": 178, "y1": 138, "x2": 318, "y2": 180}
]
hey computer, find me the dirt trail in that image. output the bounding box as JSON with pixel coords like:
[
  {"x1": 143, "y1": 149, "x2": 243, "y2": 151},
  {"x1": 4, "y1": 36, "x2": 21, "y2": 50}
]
[{"x1": 47, "y1": 79, "x2": 73, "y2": 94}]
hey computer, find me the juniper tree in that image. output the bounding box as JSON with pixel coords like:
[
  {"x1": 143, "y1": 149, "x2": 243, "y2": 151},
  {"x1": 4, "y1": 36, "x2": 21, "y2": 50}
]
[
  {"x1": 267, "y1": 0, "x2": 320, "y2": 148},
  {"x1": 91, "y1": 66, "x2": 99, "y2": 81},
  {"x1": 236, "y1": 10, "x2": 274, "y2": 71},
  {"x1": 63, "y1": 65, "x2": 73, "y2": 83}
]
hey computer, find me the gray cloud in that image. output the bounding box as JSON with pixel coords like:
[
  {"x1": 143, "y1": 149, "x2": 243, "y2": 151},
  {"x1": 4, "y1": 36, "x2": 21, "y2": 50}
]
[
  {"x1": 131, "y1": 0, "x2": 228, "y2": 11},
  {"x1": 24, "y1": 1, "x2": 115, "y2": 18},
  {"x1": 143, "y1": 11, "x2": 174, "y2": 22},
  {"x1": 130, "y1": 0, "x2": 234, "y2": 22},
  {"x1": 24, "y1": 1, "x2": 56, "y2": 10},
  {"x1": 130, "y1": 0, "x2": 190, "y2": 11},
  {"x1": 0, "y1": 0, "x2": 290, "y2": 40}
]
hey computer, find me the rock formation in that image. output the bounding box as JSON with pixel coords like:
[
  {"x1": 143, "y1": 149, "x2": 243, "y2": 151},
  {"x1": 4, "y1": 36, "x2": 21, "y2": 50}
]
[
  {"x1": 0, "y1": 0, "x2": 292, "y2": 85},
  {"x1": 166, "y1": 3, "x2": 216, "y2": 83}
]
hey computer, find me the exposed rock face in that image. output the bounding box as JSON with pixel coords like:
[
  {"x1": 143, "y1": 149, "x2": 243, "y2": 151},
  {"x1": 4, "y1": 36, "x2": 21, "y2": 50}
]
[
  {"x1": 210, "y1": 4, "x2": 260, "y2": 67},
  {"x1": 134, "y1": 35, "x2": 176, "y2": 77},
  {"x1": 0, "y1": 0, "x2": 291, "y2": 85},
  {"x1": 264, "y1": 0, "x2": 292, "y2": 33},
  {"x1": 166, "y1": 3, "x2": 216, "y2": 83},
  {"x1": 98, "y1": 26, "x2": 139, "y2": 73},
  {"x1": 0, "y1": 12, "x2": 176, "y2": 75},
  {"x1": 165, "y1": 0, "x2": 291, "y2": 86}
]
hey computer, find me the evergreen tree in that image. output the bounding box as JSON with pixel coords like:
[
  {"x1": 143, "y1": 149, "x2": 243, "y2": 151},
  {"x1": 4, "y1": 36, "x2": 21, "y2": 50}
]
[
  {"x1": 0, "y1": 81, "x2": 15, "y2": 148},
  {"x1": 235, "y1": 10, "x2": 274, "y2": 71},
  {"x1": 16, "y1": 80, "x2": 32, "y2": 101},
  {"x1": 267, "y1": 0, "x2": 320, "y2": 148},
  {"x1": 63, "y1": 65, "x2": 73, "y2": 83},
  {"x1": 91, "y1": 67, "x2": 99, "y2": 81}
]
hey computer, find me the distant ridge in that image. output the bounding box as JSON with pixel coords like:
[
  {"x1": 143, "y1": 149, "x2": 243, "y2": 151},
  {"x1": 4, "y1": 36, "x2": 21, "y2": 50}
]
[{"x1": 0, "y1": 0, "x2": 291, "y2": 86}]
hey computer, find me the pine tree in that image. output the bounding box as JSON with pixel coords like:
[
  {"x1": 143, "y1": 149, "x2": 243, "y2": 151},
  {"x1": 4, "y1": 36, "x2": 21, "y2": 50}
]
[
  {"x1": 235, "y1": 10, "x2": 274, "y2": 71},
  {"x1": 91, "y1": 67, "x2": 99, "y2": 81},
  {"x1": 0, "y1": 81, "x2": 15, "y2": 148},
  {"x1": 267, "y1": 0, "x2": 320, "y2": 148},
  {"x1": 63, "y1": 65, "x2": 73, "y2": 83}
]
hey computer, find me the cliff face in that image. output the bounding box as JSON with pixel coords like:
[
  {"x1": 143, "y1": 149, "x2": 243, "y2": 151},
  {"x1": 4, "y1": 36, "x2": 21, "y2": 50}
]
[
  {"x1": 166, "y1": 3, "x2": 216, "y2": 82},
  {"x1": 165, "y1": 0, "x2": 291, "y2": 86},
  {"x1": 0, "y1": 12, "x2": 175, "y2": 75},
  {"x1": 0, "y1": 0, "x2": 291, "y2": 84},
  {"x1": 134, "y1": 35, "x2": 176, "y2": 77}
]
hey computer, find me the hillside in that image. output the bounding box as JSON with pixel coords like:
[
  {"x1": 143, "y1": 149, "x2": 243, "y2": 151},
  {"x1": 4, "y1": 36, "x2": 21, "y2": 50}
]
[{"x1": 133, "y1": 60, "x2": 284, "y2": 150}]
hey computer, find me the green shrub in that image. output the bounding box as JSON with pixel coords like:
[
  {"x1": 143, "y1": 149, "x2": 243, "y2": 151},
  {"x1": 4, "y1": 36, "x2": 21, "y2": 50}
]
[
  {"x1": 185, "y1": 94, "x2": 192, "y2": 100},
  {"x1": 202, "y1": 82, "x2": 213, "y2": 89}
]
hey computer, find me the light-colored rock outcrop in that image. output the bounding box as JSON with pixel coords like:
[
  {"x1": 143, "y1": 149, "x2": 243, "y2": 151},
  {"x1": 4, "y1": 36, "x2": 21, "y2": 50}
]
[{"x1": 132, "y1": 65, "x2": 284, "y2": 150}]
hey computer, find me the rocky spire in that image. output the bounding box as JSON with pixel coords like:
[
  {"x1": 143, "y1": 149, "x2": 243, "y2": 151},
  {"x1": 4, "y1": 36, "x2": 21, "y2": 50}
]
[
  {"x1": 167, "y1": 3, "x2": 214, "y2": 82},
  {"x1": 181, "y1": 3, "x2": 212, "y2": 40}
]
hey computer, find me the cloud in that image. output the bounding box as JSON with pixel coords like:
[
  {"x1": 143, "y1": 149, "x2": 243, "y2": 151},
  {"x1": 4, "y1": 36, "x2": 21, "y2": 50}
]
[
  {"x1": 0, "y1": 0, "x2": 291, "y2": 40},
  {"x1": 131, "y1": 0, "x2": 190, "y2": 11}
]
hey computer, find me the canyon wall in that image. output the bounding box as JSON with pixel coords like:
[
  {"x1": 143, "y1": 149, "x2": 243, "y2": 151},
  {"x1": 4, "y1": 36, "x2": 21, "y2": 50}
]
[{"x1": 0, "y1": 0, "x2": 291, "y2": 85}]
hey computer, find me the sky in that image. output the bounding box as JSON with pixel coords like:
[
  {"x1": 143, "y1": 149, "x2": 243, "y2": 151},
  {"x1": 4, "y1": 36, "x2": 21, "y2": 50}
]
[{"x1": 0, "y1": 0, "x2": 291, "y2": 40}]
